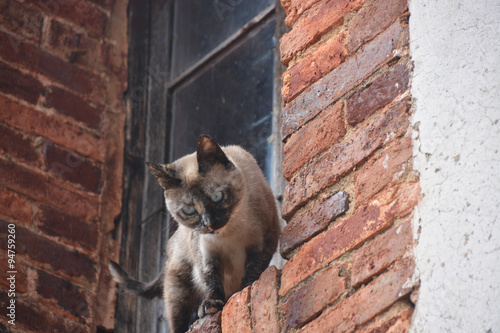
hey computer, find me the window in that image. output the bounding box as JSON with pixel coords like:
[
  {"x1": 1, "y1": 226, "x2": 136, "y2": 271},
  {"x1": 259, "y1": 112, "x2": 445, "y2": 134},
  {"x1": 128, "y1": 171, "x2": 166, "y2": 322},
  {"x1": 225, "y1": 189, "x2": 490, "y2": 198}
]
[{"x1": 116, "y1": 1, "x2": 287, "y2": 331}]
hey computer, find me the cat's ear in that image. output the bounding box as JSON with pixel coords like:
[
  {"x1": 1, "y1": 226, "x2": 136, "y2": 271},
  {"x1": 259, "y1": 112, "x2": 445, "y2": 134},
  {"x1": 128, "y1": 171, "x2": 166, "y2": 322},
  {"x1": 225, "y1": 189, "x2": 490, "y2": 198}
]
[
  {"x1": 146, "y1": 162, "x2": 181, "y2": 189},
  {"x1": 197, "y1": 135, "x2": 234, "y2": 174}
]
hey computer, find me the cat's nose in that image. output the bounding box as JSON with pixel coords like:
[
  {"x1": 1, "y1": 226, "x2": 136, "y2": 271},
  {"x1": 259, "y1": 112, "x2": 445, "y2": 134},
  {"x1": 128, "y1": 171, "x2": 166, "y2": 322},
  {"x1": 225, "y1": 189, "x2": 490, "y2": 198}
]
[{"x1": 201, "y1": 213, "x2": 213, "y2": 229}]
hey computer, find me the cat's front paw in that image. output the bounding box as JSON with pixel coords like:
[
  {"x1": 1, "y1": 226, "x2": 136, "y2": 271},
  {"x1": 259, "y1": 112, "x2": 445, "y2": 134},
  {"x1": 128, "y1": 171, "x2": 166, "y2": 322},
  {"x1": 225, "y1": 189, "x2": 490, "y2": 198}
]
[{"x1": 198, "y1": 299, "x2": 225, "y2": 318}]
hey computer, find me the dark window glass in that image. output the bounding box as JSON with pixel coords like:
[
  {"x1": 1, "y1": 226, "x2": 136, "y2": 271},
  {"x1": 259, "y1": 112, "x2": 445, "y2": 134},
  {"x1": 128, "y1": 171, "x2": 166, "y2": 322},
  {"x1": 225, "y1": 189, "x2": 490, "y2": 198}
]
[
  {"x1": 171, "y1": 0, "x2": 274, "y2": 78},
  {"x1": 172, "y1": 16, "x2": 275, "y2": 176}
]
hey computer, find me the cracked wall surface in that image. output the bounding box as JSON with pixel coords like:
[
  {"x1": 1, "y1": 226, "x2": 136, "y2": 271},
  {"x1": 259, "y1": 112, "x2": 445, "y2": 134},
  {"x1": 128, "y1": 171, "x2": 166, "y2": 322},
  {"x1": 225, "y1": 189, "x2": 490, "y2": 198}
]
[{"x1": 409, "y1": 0, "x2": 500, "y2": 332}]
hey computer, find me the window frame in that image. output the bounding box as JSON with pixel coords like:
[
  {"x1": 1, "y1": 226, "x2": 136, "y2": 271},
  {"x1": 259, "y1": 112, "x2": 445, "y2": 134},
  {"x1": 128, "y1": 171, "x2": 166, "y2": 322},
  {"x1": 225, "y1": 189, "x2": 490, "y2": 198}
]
[{"x1": 114, "y1": 1, "x2": 287, "y2": 331}]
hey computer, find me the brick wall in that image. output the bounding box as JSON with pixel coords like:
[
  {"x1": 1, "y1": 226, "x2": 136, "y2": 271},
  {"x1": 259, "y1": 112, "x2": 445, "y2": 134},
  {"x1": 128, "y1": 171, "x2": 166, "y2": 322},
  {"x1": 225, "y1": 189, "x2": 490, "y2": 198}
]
[
  {"x1": 211, "y1": 0, "x2": 420, "y2": 332},
  {"x1": 0, "y1": 0, "x2": 127, "y2": 331}
]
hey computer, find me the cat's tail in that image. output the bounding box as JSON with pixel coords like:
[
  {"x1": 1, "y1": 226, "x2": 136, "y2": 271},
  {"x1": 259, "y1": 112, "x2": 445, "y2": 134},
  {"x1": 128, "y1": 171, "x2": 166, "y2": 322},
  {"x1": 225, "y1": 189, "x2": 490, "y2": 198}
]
[{"x1": 108, "y1": 261, "x2": 164, "y2": 299}]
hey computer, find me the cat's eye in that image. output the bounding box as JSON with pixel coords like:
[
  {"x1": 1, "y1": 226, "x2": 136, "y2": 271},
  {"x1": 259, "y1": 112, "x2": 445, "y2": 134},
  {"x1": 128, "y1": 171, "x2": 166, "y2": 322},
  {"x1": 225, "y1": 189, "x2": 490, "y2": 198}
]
[
  {"x1": 181, "y1": 206, "x2": 197, "y2": 215},
  {"x1": 211, "y1": 191, "x2": 224, "y2": 203}
]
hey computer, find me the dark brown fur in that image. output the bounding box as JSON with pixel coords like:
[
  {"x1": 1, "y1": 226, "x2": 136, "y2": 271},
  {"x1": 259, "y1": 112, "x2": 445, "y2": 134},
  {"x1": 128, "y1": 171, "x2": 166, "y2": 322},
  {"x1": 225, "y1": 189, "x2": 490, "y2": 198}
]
[{"x1": 110, "y1": 135, "x2": 280, "y2": 333}]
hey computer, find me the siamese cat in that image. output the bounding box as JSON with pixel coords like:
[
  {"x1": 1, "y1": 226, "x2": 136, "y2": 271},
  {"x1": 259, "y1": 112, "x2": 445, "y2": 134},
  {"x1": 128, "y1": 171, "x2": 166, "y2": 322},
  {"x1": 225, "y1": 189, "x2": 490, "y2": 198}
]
[{"x1": 110, "y1": 135, "x2": 280, "y2": 333}]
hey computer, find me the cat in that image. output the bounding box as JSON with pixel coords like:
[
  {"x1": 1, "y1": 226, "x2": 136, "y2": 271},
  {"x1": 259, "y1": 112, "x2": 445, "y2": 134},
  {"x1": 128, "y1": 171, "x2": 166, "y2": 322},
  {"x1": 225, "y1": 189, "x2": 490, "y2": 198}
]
[{"x1": 110, "y1": 135, "x2": 281, "y2": 333}]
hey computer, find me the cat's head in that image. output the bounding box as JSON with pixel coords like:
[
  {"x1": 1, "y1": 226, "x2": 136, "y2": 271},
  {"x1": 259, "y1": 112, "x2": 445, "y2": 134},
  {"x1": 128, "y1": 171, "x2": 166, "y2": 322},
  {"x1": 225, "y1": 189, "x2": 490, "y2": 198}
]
[{"x1": 147, "y1": 135, "x2": 244, "y2": 234}]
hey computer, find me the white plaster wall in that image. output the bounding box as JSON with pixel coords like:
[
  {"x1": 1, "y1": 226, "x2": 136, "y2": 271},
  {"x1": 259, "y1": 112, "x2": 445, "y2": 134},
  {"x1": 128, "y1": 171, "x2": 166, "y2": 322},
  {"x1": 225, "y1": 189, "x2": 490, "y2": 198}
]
[{"x1": 409, "y1": 0, "x2": 500, "y2": 332}]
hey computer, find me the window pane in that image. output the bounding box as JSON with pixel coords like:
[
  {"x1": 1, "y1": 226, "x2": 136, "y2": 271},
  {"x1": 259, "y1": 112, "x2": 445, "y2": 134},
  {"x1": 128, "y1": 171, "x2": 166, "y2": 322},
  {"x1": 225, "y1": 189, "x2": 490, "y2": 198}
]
[
  {"x1": 171, "y1": 17, "x2": 275, "y2": 177},
  {"x1": 171, "y1": 0, "x2": 274, "y2": 78}
]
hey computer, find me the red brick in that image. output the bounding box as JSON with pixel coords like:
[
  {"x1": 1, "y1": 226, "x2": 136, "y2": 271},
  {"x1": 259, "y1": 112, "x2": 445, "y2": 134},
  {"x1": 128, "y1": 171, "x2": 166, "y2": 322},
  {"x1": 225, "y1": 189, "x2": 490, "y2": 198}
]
[
  {"x1": 36, "y1": 270, "x2": 89, "y2": 318},
  {"x1": 0, "y1": 250, "x2": 28, "y2": 293},
  {"x1": 98, "y1": 111, "x2": 126, "y2": 235},
  {"x1": 351, "y1": 219, "x2": 412, "y2": 287},
  {"x1": 358, "y1": 302, "x2": 413, "y2": 333},
  {"x1": 0, "y1": 158, "x2": 99, "y2": 221},
  {"x1": 25, "y1": 0, "x2": 107, "y2": 36},
  {"x1": 0, "y1": 95, "x2": 104, "y2": 162},
  {"x1": 93, "y1": 237, "x2": 120, "y2": 329},
  {"x1": 87, "y1": 0, "x2": 113, "y2": 9},
  {"x1": 281, "y1": 20, "x2": 408, "y2": 139},
  {"x1": 281, "y1": 265, "x2": 347, "y2": 330},
  {"x1": 283, "y1": 102, "x2": 346, "y2": 178},
  {"x1": 0, "y1": 219, "x2": 97, "y2": 284},
  {"x1": 348, "y1": 0, "x2": 408, "y2": 53},
  {"x1": 355, "y1": 134, "x2": 413, "y2": 204},
  {"x1": 300, "y1": 259, "x2": 415, "y2": 333},
  {"x1": 0, "y1": 290, "x2": 88, "y2": 333},
  {"x1": 0, "y1": 60, "x2": 43, "y2": 104},
  {"x1": 0, "y1": 188, "x2": 32, "y2": 225},
  {"x1": 0, "y1": 29, "x2": 39, "y2": 69},
  {"x1": 221, "y1": 286, "x2": 252, "y2": 333},
  {"x1": 46, "y1": 19, "x2": 105, "y2": 70},
  {"x1": 38, "y1": 51, "x2": 98, "y2": 96},
  {"x1": 281, "y1": 0, "x2": 322, "y2": 28},
  {"x1": 282, "y1": 100, "x2": 410, "y2": 219},
  {"x1": 280, "y1": 191, "x2": 349, "y2": 258},
  {"x1": 0, "y1": 0, "x2": 44, "y2": 43},
  {"x1": 0, "y1": 29, "x2": 104, "y2": 101},
  {"x1": 282, "y1": 32, "x2": 348, "y2": 103},
  {"x1": 45, "y1": 85, "x2": 103, "y2": 128},
  {"x1": 189, "y1": 312, "x2": 222, "y2": 333},
  {"x1": 392, "y1": 181, "x2": 420, "y2": 218},
  {"x1": 44, "y1": 142, "x2": 102, "y2": 193},
  {"x1": 0, "y1": 124, "x2": 40, "y2": 165},
  {"x1": 347, "y1": 62, "x2": 410, "y2": 126},
  {"x1": 36, "y1": 204, "x2": 98, "y2": 252},
  {"x1": 280, "y1": 190, "x2": 399, "y2": 296},
  {"x1": 251, "y1": 266, "x2": 280, "y2": 333},
  {"x1": 280, "y1": 0, "x2": 365, "y2": 65}
]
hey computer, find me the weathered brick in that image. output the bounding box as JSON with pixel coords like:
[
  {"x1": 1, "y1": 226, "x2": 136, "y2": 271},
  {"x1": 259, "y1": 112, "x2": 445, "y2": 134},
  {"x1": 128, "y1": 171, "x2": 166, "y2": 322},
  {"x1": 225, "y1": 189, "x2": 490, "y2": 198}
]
[
  {"x1": 280, "y1": 0, "x2": 365, "y2": 65},
  {"x1": 189, "y1": 312, "x2": 222, "y2": 333},
  {"x1": 300, "y1": 259, "x2": 415, "y2": 333},
  {"x1": 221, "y1": 286, "x2": 252, "y2": 333},
  {"x1": 0, "y1": 124, "x2": 40, "y2": 165},
  {"x1": 391, "y1": 181, "x2": 420, "y2": 218},
  {"x1": 347, "y1": 62, "x2": 410, "y2": 126},
  {"x1": 0, "y1": 29, "x2": 104, "y2": 102},
  {"x1": 358, "y1": 302, "x2": 413, "y2": 333},
  {"x1": 36, "y1": 270, "x2": 89, "y2": 318},
  {"x1": 283, "y1": 102, "x2": 346, "y2": 178},
  {"x1": 45, "y1": 85, "x2": 104, "y2": 128},
  {"x1": 0, "y1": 0, "x2": 44, "y2": 43},
  {"x1": 280, "y1": 190, "x2": 399, "y2": 296},
  {"x1": 251, "y1": 266, "x2": 280, "y2": 333},
  {"x1": 0, "y1": 60, "x2": 43, "y2": 104},
  {"x1": 280, "y1": 191, "x2": 349, "y2": 258},
  {"x1": 0, "y1": 219, "x2": 97, "y2": 284},
  {"x1": 281, "y1": 0, "x2": 322, "y2": 28},
  {"x1": 282, "y1": 32, "x2": 347, "y2": 104},
  {"x1": 38, "y1": 51, "x2": 98, "y2": 96},
  {"x1": 0, "y1": 250, "x2": 28, "y2": 293},
  {"x1": 0, "y1": 188, "x2": 32, "y2": 225},
  {"x1": 0, "y1": 290, "x2": 88, "y2": 333},
  {"x1": 352, "y1": 219, "x2": 412, "y2": 287},
  {"x1": 36, "y1": 204, "x2": 98, "y2": 252},
  {"x1": 47, "y1": 19, "x2": 105, "y2": 70},
  {"x1": 44, "y1": 142, "x2": 102, "y2": 193},
  {"x1": 355, "y1": 134, "x2": 413, "y2": 204},
  {"x1": 348, "y1": 0, "x2": 408, "y2": 53},
  {"x1": 87, "y1": 0, "x2": 113, "y2": 9},
  {"x1": 281, "y1": 20, "x2": 408, "y2": 139},
  {"x1": 282, "y1": 100, "x2": 410, "y2": 219},
  {"x1": 0, "y1": 159, "x2": 99, "y2": 221},
  {"x1": 281, "y1": 265, "x2": 347, "y2": 330},
  {"x1": 0, "y1": 94, "x2": 104, "y2": 162},
  {"x1": 25, "y1": 0, "x2": 107, "y2": 36},
  {"x1": 0, "y1": 29, "x2": 39, "y2": 69}
]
